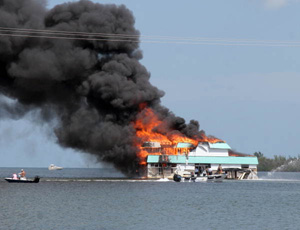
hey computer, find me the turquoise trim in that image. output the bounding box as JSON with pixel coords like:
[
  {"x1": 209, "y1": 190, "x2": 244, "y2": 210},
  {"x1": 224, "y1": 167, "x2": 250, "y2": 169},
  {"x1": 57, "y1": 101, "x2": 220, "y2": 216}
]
[
  {"x1": 147, "y1": 155, "x2": 160, "y2": 163},
  {"x1": 208, "y1": 142, "x2": 231, "y2": 149},
  {"x1": 147, "y1": 155, "x2": 258, "y2": 165},
  {"x1": 176, "y1": 142, "x2": 194, "y2": 148}
]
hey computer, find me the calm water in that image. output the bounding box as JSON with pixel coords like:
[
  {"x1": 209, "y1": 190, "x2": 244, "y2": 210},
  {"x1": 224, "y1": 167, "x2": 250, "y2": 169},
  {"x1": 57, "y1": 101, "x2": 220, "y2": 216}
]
[{"x1": 1, "y1": 169, "x2": 300, "y2": 230}]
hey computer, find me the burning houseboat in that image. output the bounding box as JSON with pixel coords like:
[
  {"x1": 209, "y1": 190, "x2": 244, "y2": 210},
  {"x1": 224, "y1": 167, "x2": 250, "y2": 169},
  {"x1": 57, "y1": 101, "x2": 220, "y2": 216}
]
[
  {"x1": 134, "y1": 106, "x2": 258, "y2": 180},
  {"x1": 145, "y1": 141, "x2": 258, "y2": 180}
]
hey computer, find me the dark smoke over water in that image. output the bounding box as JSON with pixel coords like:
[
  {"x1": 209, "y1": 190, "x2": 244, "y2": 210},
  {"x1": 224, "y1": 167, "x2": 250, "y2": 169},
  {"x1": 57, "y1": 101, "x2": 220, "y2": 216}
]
[{"x1": 0, "y1": 0, "x2": 205, "y2": 175}]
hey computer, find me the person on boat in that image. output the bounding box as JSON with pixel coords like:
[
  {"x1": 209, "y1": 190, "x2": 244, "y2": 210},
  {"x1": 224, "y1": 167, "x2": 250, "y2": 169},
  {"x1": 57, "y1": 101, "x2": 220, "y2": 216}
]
[
  {"x1": 195, "y1": 168, "x2": 199, "y2": 176},
  {"x1": 207, "y1": 167, "x2": 213, "y2": 175},
  {"x1": 19, "y1": 169, "x2": 26, "y2": 179},
  {"x1": 216, "y1": 164, "x2": 223, "y2": 174},
  {"x1": 12, "y1": 173, "x2": 18, "y2": 180}
]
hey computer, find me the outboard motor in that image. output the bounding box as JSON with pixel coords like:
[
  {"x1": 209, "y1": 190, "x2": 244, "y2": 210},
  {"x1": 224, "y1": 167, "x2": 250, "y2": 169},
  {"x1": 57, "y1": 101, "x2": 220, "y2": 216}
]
[
  {"x1": 33, "y1": 176, "x2": 40, "y2": 183},
  {"x1": 191, "y1": 174, "x2": 197, "y2": 182},
  {"x1": 173, "y1": 174, "x2": 182, "y2": 182}
]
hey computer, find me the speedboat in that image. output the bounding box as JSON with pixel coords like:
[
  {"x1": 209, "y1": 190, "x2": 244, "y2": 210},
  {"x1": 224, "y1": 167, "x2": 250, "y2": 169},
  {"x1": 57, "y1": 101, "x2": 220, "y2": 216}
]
[
  {"x1": 173, "y1": 165, "x2": 227, "y2": 182},
  {"x1": 5, "y1": 176, "x2": 40, "y2": 183},
  {"x1": 48, "y1": 164, "x2": 63, "y2": 170},
  {"x1": 173, "y1": 170, "x2": 226, "y2": 182},
  {"x1": 174, "y1": 173, "x2": 226, "y2": 182}
]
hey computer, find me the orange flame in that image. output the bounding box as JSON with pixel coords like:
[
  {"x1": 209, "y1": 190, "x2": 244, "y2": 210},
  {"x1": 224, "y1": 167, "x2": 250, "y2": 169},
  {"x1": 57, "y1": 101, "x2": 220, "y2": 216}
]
[{"x1": 133, "y1": 106, "x2": 224, "y2": 164}]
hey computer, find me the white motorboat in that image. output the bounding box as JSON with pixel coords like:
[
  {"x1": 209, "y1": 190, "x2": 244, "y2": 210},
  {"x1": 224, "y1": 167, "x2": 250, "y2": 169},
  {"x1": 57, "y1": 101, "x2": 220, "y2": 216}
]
[
  {"x1": 173, "y1": 169, "x2": 200, "y2": 182},
  {"x1": 173, "y1": 166, "x2": 226, "y2": 182},
  {"x1": 48, "y1": 164, "x2": 63, "y2": 170},
  {"x1": 174, "y1": 173, "x2": 226, "y2": 182}
]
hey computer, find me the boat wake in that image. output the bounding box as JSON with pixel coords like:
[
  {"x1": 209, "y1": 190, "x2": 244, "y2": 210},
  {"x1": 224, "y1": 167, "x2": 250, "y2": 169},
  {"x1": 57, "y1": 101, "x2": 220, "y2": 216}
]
[{"x1": 41, "y1": 178, "x2": 174, "y2": 182}]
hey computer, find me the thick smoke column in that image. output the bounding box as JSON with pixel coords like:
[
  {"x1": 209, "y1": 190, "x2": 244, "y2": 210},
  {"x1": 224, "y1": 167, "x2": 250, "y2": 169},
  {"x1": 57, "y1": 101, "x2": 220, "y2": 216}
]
[{"x1": 0, "y1": 0, "x2": 204, "y2": 175}]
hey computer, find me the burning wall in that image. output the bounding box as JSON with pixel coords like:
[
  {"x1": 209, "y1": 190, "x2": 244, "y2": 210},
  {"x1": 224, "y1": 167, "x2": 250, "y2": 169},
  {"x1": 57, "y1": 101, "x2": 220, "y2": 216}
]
[{"x1": 134, "y1": 107, "x2": 224, "y2": 164}]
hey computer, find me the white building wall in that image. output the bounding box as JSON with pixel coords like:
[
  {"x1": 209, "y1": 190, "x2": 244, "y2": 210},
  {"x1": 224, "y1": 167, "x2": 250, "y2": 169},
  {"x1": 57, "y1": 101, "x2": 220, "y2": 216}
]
[
  {"x1": 210, "y1": 164, "x2": 220, "y2": 170},
  {"x1": 177, "y1": 164, "x2": 195, "y2": 171},
  {"x1": 189, "y1": 143, "x2": 229, "y2": 156},
  {"x1": 178, "y1": 163, "x2": 248, "y2": 170},
  {"x1": 205, "y1": 164, "x2": 258, "y2": 170},
  {"x1": 213, "y1": 164, "x2": 242, "y2": 169},
  {"x1": 193, "y1": 164, "x2": 256, "y2": 170},
  {"x1": 214, "y1": 164, "x2": 257, "y2": 170},
  {"x1": 249, "y1": 164, "x2": 257, "y2": 169}
]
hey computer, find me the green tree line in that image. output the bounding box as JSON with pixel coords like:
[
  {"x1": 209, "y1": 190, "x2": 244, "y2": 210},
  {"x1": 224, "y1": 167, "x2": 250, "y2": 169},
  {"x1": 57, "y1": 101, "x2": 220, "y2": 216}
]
[{"x1": 254, "y1": 152, "x2": 300, "y2": 172}]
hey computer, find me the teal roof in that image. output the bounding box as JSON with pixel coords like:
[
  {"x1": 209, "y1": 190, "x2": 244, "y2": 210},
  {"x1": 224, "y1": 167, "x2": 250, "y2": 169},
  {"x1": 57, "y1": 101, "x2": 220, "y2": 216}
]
[
  {"x1": 208, "y1": 142, "x2": 231, "y2": 149},
  {"x1": 176, "y1": 142, "x2": 194, "y2": 148},
  {"x1": 147, "y1": 155, "x2": 258, "y2": 165}
]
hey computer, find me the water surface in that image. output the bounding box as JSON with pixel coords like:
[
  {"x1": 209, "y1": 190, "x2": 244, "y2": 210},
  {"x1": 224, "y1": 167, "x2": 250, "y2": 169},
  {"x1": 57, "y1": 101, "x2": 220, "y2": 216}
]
[{"x1": 1, "y1": 169, "x2": 299, "y2": 230}]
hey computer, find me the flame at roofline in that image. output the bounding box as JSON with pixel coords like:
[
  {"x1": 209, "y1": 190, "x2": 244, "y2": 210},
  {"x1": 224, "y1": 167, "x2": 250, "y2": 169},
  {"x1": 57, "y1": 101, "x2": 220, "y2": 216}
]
[{"x1": 133, "y1": 106, "x2": 225, "y2": 165}]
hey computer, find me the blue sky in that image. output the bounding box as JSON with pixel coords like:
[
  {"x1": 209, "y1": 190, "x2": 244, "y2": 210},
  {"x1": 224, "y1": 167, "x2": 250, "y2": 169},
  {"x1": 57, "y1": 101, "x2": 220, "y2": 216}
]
[{"x1": 1, "y1": 0, "x2": 300, "y2": 167}]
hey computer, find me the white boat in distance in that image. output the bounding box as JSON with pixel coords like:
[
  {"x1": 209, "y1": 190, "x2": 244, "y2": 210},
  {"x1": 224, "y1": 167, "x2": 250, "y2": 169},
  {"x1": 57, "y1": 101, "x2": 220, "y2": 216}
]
[{"x1": 48, "y1": 164, "x2": 63, "y2": 170}]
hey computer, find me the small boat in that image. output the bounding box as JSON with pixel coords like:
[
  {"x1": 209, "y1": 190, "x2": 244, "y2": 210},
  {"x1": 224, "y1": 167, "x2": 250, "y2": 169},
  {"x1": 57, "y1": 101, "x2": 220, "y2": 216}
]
[
  {"x1": 5, "y1": 176, "x2": 40, "y2": 183},
  {"x1": 206, "y1": 173, "x2": 227, "y2": 182},
  {"x1": 48, "y1": 164, "x2": 63, "y2": 170},
  {"x1": 173, "y1": 169, "x2": 226, "y2": 182},
  {"x1": 194, "y1": 176, "x2": 208, "y2": 182},
  {"x1": 174, "y1": 173, "x2": 226, "y2": 182},
  {"x1": 173, "y1": 170, "x2": 199, "y2": 182}
]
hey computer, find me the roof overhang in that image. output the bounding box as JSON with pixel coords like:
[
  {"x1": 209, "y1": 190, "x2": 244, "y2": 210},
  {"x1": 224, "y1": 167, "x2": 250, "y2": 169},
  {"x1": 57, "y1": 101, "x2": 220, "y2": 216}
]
[
  {"x1": 147, "y1": 155, "x2": 258, "y2": 165},
  {"x1": 208, "y1": 142, "x2": 231, "y2": 149}
]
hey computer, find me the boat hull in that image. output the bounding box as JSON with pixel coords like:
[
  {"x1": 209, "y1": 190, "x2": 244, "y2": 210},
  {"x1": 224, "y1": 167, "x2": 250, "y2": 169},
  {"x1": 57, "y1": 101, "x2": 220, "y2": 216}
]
[
  {"x1": 48, "y1": 167, "x2": 63, "y2": 170},
  {"x1": 48, "y1": 164, "x2": 63, "y2": 170},
  {"x1": 173, "y1": 173, "x2": 226, "y2": 182},
  {"x1": 206, "y1": 173, "x2": 226, "y2": 182},
  {"x1": 5, "y1": 176, "x2": 40, "y2": 183}
]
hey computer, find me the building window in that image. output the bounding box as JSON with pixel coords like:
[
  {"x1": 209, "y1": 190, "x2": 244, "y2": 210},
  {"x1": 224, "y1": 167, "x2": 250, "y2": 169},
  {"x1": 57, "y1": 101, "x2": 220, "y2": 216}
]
[{"x1": 242, "y1": 165, "x2": 249, "y2": 168}]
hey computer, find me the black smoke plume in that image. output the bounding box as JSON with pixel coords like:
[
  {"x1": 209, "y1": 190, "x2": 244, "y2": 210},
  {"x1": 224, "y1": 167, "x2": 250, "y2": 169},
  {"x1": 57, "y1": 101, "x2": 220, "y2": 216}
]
[{"x1": 0, "y1": 0, "x2": 205, "y2": 175}]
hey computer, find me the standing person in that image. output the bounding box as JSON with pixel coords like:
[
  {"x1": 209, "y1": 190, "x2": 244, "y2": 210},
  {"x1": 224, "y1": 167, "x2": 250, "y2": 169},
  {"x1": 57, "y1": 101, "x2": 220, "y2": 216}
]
[
  {"x1": 207, "y1": 167, "x2": 213, "y2": 175},
  {"x1": 217, "y1": 164, "x2": 223, "y2": 174},
  {"x1": 195, "y1": 167, "x2": 199, "y2": 177}
]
